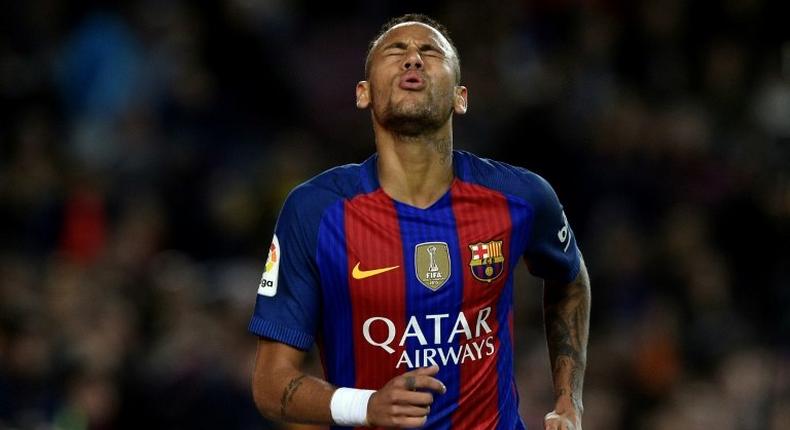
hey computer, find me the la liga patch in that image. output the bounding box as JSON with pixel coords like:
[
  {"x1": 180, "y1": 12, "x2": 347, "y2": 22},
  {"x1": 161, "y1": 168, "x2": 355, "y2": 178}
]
[{"x1": 258, "y1": 234, "x2": 280, "y2": 297}]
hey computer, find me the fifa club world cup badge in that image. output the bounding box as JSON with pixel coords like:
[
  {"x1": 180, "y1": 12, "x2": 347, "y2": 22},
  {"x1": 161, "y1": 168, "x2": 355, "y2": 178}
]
[
  {"x1": 468, "y1": 240, "x2": 505, "y2": 283},
  {"x1": 415, "y1": 242, "x2": 451, "y2": 291}
]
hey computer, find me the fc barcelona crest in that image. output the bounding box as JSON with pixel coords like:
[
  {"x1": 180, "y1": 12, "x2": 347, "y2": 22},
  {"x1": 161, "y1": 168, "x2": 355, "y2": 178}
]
[
  {"x1": 415, "y1": 242, "x2": 451, "y2": 290},
  {"x1": 468, "y1": 240, "x2": 505, "y2": 283}
]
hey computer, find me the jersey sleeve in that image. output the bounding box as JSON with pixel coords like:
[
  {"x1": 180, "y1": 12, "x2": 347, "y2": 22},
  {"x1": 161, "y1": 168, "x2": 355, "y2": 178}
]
[
  {"x1": 248, "y1": 184, "x2": 324, "y2": 350},
  {"x1": 523, "y1": 175, "x2": 581, "y2": 283}
]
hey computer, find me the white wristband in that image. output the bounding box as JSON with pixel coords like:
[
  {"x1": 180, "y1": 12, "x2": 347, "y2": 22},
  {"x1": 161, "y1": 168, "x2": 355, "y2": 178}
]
[{"x1": 330, "y1": 387, "x2": 376, "y2": 427}]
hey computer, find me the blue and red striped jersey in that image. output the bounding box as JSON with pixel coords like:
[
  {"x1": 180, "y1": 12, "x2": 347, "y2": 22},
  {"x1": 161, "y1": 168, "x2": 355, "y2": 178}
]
[{"x1": 249, "y1": 150, "x2": 581, "y2": 430}]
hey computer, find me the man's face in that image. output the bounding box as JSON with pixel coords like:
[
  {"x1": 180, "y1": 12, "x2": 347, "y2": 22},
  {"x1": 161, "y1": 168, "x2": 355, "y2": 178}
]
[{"x1": 358, "y1": 23, "x2": 466, "y2": 136}]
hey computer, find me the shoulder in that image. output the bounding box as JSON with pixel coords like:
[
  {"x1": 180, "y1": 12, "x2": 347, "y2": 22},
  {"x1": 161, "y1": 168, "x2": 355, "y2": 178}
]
[
  {"x1": 278, "y1": 162, "x2": 365, "y2": 225},
  {"x1": 286, "y1": 162, "x2": 364, "y2": 205},
  {"x1": 455, "y1": 150, "x2": 558, "y2": 205}
]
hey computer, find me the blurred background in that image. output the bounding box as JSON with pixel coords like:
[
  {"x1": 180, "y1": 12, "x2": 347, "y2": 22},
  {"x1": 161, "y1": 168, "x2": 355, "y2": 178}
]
[{"x1": 1, "y1": 0, "x2": 789, "y2": 429}]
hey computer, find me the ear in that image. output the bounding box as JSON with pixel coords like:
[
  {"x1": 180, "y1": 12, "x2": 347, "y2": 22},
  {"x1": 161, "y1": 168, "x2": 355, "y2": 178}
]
[
  {"x1": 453, "y1": 86, "x2": 468, "y2": 114},
  {"x1": 356, "y1": 81, "x2": 370, "y2": 109}
]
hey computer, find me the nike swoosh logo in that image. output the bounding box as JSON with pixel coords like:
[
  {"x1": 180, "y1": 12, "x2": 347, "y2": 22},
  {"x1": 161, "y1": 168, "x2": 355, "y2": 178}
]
[{"x1": 352, "y1": 262, "x2": 399, "y2": 280}]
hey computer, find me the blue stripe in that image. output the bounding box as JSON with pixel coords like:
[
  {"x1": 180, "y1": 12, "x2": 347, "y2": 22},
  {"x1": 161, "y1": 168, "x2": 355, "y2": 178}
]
[
  {"x1": 316, "y1": 200, "x2": 355, "y2": 388},
  {"x1": 394, "y1": 191, "x2": 462, "y2": 430},
  {"x1": 497, "y1": 195, "x2": 534, "y2": 430},
  {"x1": 495, "y1": 274, "x2": 515, "y2": 430},
  {"x1": 359, "y1": 154, "x2": 380, "y2": 193}
]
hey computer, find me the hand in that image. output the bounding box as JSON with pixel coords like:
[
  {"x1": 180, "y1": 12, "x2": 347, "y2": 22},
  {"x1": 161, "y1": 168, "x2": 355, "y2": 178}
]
[
  {"x1": 544, "y1": 409, "x2": 581, "y2": 430},
  {"x1": 366, "y1": 365, "x2": 446, "y2": 428}
]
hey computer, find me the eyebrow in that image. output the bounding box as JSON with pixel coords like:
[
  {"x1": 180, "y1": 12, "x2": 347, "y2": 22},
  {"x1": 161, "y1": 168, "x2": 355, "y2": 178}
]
[
  {"x1": 380, "y1": 41, "x2": 446, "y2": 54},
  {"x1": 381, "y1": 41, "x2": 408, "y2": 50}
]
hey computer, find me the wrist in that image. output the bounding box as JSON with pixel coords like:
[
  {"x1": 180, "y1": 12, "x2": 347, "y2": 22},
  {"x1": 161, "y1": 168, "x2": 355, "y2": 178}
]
[
  {"x1": 554, "y1": 391, "x2": 583, "y2": 416},
  {"x1": 330, "y1": 387, "x2": 376, "y2": 427}
]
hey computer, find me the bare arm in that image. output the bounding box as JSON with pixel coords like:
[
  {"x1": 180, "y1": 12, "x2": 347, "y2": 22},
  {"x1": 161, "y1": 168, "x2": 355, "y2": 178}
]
[
  {"x1": 252, "y1": 337, "x2": 446, "y2": 427},
  {"x1": 543, "y1": 258, "x2": 590, "y2": 429},
  {"x1": 252, "y1": 338, "x2": 335, "y2": 424}
]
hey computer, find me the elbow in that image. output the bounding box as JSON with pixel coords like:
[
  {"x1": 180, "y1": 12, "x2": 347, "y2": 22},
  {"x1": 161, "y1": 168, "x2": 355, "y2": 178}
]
[{"x1": 252, "y1": 372, "x2": 281, "y2": 421}]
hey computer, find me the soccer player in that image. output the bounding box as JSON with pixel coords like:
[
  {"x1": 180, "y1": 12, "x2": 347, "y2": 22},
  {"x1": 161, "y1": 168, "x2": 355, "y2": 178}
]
[{"x1": 249, "y1": 14, "x2": 590, "y2": 430}]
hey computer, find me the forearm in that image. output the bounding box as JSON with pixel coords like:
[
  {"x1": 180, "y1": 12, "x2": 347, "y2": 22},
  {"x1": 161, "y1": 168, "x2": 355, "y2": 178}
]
[
  {"x1": 253, "y1": 369, "x2": 336, "y2": 424},
  {"x1": 252, "y1": 339, "x2": 336, "y2": 425},
  {"x1": 252, "y1": 338, "x2": 444, "y2": 428},
  {"x1": 543, "y1": 258, "x2": 590, "y2": 415}
]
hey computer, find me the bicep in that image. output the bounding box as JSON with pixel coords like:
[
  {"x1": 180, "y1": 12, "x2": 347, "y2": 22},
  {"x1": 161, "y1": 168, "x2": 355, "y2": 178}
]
[
  {"x1": 544, "y1": 257, "x2": 589, "y2": 295},
  {"x1": 254, "y1": 337, "x2": 308, "y2": 379}
]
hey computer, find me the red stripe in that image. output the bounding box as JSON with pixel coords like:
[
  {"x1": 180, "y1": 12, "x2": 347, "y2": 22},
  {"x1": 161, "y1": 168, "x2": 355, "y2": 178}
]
[
  {"x1": 450, "y1": 180, "x2": 513, "y2": 429},
  {"x1": 345, "y1": 190, "x2": 407, "y2": 392}
]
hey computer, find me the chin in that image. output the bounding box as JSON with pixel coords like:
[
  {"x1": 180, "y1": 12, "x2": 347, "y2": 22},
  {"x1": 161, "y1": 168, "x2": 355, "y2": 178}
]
[
  {"x1": 381, "y1": 112, "x2": 444, "y2": 136},
  {"x1": 376, "y1": 96, "x2": 451, "y2": 136},
  {"x1": 393, "y1": 97, "x2": 433, "y2": 114}
]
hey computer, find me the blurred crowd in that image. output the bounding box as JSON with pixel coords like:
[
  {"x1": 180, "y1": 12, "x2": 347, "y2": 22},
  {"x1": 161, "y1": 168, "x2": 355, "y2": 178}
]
[{"x1": 1, "y1": 1, "x2": 789, "y2": 429}]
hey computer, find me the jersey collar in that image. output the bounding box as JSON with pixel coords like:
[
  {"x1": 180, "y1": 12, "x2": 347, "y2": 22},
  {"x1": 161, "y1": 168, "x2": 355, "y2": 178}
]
[{"x1": 359, "y1": 150, "x2": 470, "y2": 195}]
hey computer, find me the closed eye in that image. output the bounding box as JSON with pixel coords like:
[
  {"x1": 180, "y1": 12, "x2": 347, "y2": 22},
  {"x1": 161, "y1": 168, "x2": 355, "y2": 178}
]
[
  {"x1": 419, "y1": 44, "x2": 443, "y2": 56},
  {"x1": 381, "y1": 42, "x2": 446, "y2": 58},
  {"x1": 382, "y1": 42, "x2": 408, "y2": 53}
]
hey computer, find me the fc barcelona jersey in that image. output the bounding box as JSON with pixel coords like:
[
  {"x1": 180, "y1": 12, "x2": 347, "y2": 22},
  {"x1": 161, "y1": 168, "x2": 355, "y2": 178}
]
[{"x1": 249, "y1": 150, "x2": 581, "y2": 430}]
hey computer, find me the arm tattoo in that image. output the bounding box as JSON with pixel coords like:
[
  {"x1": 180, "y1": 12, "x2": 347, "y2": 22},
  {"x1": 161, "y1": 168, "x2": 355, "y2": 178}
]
[
  {"x1": 544, "y1": 265, "x2": 590, "y2": 414},
  {"x1": 280, "y1": 374, "x2": 307, "y2": 418}
]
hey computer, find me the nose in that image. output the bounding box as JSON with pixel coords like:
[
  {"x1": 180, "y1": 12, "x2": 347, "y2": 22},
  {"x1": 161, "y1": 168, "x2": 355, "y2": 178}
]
[{"x1": 402, "y1": 48, "x2": 423, "y2": 70}]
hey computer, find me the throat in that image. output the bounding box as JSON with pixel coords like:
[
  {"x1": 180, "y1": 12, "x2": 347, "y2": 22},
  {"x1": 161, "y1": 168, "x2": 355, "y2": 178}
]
[
  {"x1": 374, "y1": 124, "x2": 455, "y2": 209},
  {"x1": 376, "y1": 147, "x2": 454, "y2": 209}
]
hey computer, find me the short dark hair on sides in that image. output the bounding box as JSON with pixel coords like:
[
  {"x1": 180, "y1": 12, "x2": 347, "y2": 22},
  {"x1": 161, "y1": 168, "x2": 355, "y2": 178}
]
[{"x1": 364, "y1": 13, "x2": 461, "y2": 83}]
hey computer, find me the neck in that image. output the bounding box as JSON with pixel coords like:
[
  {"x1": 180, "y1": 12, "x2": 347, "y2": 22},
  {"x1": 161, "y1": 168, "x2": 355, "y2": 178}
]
[{"x1": 373, "y1": 120, "x2": 454, "y2": 208}]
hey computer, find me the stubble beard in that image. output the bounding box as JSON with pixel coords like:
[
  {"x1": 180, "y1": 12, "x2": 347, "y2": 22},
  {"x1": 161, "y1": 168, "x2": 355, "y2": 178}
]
[{"x1": 376, "y1": 91, "x2": 453, "y2": 138}]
